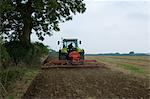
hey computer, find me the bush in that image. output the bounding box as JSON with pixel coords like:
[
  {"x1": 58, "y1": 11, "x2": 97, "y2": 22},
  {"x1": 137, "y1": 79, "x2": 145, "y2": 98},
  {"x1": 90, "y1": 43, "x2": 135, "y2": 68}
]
[
  {"x1": 0, "y1": 43, "x2": 11, "y2": 69},
  {"x1": 4, "y1": 41, "x2": 29, "y2": 66},
  {"x1": 23, "y1": 42, "x2": 49, "y2": 65},
  {"x1": 0, "y1": 68, "x2": 25, "y2": 89},
  {"x1": 4, "y1": 41, "x2": 49, "y2": 66},
  {"x1": 0, "y1": 41, "x2": 48, "y2": 97}
]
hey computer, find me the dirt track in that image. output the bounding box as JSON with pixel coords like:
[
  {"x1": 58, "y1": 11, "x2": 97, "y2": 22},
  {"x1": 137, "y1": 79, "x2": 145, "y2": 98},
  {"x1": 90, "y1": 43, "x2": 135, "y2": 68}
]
[{"x1": 23, "y1": 64, "x2": 149, "y2": 99}]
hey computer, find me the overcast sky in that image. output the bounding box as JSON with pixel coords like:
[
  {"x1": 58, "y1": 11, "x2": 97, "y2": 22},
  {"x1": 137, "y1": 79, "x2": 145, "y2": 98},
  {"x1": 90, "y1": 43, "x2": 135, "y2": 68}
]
[{"x1": 31, "y1": 0, "x2": 150, "y2": 54}]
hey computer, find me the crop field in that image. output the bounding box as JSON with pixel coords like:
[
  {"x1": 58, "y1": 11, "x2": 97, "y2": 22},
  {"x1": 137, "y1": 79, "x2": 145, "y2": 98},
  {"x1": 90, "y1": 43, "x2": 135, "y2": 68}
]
[
  {"x1": 23, "y1": 56, "x2": 150, "y2": 98},
  {"x1": 87, "y1": 56, "x2": 150, "y2": 78}
]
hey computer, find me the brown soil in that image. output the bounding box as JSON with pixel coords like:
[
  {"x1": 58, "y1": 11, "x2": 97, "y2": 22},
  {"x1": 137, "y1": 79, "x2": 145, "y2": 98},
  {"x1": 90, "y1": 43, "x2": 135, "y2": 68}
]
[{"x1": 23, "y1": 64, "x2": 149, "y2": 99}]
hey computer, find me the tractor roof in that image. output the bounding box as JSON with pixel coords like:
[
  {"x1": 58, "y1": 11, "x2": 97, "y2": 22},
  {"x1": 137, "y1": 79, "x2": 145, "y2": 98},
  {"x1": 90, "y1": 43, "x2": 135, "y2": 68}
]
[{"x1": 63, "y1": 38, "x2": 78, "y2": 41}]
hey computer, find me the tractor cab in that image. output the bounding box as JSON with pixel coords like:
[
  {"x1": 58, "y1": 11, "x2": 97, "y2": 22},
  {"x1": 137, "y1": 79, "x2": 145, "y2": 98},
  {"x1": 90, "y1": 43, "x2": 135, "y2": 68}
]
[
  {"x1": 63, "y1": 39, "x2": 78, "y2": 48},
  {"x1": 62, "y1": 39, "x2": 80, "y2": 52},
  {"x1": 58, "y1": 39, "x2": 81, "y2": 51}
]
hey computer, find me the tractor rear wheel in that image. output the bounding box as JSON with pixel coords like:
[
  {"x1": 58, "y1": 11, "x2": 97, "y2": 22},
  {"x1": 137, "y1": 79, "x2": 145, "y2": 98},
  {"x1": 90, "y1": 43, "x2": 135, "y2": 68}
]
[{"x1": 59, "y1": 50, "x2": 67, "y2": 60}]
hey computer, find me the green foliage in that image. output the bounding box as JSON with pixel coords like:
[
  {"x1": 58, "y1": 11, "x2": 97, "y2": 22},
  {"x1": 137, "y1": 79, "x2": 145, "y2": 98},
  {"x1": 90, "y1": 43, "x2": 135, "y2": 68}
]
[
  {"x1": 4, "y1": 41, "x2": 30, "y2": 65},
  {"x1": 0, "y1": 41, "x2": 11, "y2": 68},
  {"x1": 0, "y1": 0, "x2": 86, "y2": 41},
  {"x1": 0, "y1": 68, "x2": 25, "y2": 89},
  {"x1": 0, "y1": 66, "x2": 38, "y2": 97},
  {"x1": 3, "y1": 41, "x2": 49, "y2": 66},
  {"x1": 33, "y1": 42, "x2": 49, "y2": 55},
  {"x1": 23, "y1": 42, "x2": 49, "y2": 65},
  {"x1": 0, "y1": 67, "x2": 24, "y2": 97}
]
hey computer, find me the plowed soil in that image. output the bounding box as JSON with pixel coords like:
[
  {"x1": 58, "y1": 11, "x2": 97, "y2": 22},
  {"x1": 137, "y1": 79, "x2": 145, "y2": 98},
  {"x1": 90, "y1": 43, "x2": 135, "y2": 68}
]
[{"x1": 23, "y1": 64, "x2": 149, "y2": 99}]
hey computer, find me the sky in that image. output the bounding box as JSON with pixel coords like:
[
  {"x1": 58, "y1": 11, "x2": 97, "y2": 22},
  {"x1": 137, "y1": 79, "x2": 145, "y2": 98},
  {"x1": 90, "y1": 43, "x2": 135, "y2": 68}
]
[{"x1": 31, "y1": 0, "x2": 150, "y2": 54}]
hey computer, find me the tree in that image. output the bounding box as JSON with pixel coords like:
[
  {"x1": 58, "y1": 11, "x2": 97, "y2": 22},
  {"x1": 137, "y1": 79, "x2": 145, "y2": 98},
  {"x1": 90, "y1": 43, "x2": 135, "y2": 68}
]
[
  {"x1": 129, "y1": 51, "x2": 134, "y2": 55},
  {"x1": 0, "y1": 0, "x2": 86, "y2": 44}
]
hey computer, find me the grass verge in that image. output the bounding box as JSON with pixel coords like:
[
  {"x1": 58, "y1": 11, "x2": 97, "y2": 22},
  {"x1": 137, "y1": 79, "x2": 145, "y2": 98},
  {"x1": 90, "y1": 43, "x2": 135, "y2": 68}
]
[{"x1": 0, "y1": 66, "x2": 39, "y2": 99}]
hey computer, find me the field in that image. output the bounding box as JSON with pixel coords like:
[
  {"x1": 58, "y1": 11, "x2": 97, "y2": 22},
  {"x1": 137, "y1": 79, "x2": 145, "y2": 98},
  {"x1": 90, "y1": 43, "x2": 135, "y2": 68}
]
[
  {"x1": 23, "y1": 56, "x2": 150, "y2": 98},
  {"x1": 87, "y1": 56, "x2": 150, "y2": 78}
]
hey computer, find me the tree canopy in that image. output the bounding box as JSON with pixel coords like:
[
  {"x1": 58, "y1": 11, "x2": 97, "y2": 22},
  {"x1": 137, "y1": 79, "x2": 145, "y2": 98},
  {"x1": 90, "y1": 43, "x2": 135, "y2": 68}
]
[{"x1": 0, "y1": 0, "x2": 86, "y2": 44}]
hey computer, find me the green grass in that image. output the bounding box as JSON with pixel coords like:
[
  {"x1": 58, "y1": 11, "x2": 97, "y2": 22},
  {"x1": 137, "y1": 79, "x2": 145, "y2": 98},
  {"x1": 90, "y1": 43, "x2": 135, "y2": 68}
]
[
  {"x1": 118, "y1": 63, "x2": 145, "y2": 74},
  {"x1": 99, "y1": 58, "x2": 145, "y2": 74},
  {"x1": 100, "y1": 58, "x2": 145, "y2": 74},
  {"x1": 86, "y1": 56, "x2": 149, "y2": 76},
  {"x1": 0, "y1": 66, "x2": 39, "y2": 98}
]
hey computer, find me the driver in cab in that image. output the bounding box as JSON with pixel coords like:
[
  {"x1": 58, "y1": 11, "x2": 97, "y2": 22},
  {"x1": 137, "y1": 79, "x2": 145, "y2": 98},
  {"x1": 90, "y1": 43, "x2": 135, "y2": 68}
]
[{"x1": 68, "y1": 43, "x2": 74, "y2": 52}]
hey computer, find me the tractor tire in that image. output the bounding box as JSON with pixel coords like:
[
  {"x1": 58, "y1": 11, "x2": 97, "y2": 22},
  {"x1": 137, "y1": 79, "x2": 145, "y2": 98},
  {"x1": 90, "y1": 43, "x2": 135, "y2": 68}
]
[
  {"x1": 59, "y1": 50, "x2": 67, "y2": 60},
  {"x1": 79, "y1": 52, "x2": 84, "y2": 65},
  {"x1": 80, "y1": 52, "x2": 85, "y2": 60}
]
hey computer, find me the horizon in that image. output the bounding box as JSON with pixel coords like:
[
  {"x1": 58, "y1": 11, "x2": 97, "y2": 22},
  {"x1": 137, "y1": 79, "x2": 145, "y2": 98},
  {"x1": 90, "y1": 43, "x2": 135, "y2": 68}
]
[{"x1": 86, "y1": 52, "x2": 150, "y2": 54}]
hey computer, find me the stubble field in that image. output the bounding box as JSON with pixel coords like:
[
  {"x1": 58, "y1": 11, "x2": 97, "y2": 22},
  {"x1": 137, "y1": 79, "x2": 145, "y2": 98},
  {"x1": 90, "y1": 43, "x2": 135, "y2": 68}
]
[{"x1": 23, "y1": 56, "x2": 150, "y2": 99}]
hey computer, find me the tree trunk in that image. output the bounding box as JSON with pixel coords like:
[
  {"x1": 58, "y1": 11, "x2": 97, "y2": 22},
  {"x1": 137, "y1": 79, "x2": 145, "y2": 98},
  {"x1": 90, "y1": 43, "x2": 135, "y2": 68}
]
[
  {"x1": 18, "y1": 0, "x2": 33, "y2": 45},
  {"x1": 20, "y1": 20, "x2": 32, "y2": 44}
]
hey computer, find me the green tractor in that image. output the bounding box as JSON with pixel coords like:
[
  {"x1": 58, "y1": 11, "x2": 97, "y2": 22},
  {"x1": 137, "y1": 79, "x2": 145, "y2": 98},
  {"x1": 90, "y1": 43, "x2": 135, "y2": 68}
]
[
  {"x1": 58, "y1": 38, "x2": 84, "y2": 62},
  {"x1": 42, "y1": 38, "x2": 97, "y2": 68}
]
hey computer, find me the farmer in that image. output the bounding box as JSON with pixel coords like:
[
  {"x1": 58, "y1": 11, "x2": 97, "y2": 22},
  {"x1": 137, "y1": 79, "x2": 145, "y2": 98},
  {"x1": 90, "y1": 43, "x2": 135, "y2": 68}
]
[{"x1": 68, "y1": 43, "x2": 73, "y2": 51}]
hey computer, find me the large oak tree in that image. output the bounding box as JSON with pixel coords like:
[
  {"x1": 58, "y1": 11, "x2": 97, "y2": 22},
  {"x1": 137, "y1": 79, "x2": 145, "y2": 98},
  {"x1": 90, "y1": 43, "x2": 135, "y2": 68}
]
[{"x1": 0, "y1": 0, "x2": 86, "y2": 44}]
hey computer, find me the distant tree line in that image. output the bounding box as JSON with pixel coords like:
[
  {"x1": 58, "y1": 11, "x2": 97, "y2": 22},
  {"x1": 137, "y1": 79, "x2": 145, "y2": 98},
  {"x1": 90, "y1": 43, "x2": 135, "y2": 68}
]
[{"x1": 86, "y1": 51, "x2": 149, "y2": 56}]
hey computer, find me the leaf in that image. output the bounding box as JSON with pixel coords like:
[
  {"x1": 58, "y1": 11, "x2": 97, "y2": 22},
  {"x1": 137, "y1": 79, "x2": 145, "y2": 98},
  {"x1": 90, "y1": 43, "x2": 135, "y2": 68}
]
[{"x1": 39, "y1": 36, "x2": 44, "y2": 41}]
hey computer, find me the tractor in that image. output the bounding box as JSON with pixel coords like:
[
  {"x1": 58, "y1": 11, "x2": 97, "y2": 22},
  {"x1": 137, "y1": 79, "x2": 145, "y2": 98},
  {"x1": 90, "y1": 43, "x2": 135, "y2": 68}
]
[
  {"x1": 42, "y1": 38, "x2": 98, "y2": 68},
  {"x1": 58, "y1": 38, "x2": 84, "y2": 64}
]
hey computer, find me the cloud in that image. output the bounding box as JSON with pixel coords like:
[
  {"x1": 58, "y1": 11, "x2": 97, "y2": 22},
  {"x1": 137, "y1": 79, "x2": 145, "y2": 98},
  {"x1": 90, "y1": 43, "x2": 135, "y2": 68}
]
[
  {"x1": 31, "y1": 0, "x2": 150, "y2": 53},
  {"x1": 126, "y1": 13, "x2": 149, "y2": 21}
]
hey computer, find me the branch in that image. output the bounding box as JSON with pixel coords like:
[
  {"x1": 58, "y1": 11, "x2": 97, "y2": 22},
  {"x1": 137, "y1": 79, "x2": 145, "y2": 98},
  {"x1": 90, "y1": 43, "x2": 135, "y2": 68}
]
[{"x1": 0, "y1": 81, "x2": 8, "y2": 94}]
